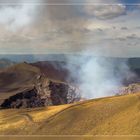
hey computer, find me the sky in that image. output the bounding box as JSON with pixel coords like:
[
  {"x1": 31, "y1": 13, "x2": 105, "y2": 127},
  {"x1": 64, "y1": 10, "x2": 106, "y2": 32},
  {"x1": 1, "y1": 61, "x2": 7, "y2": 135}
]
[{"x1": 0, "y1": 0, "x2": 140, "y2": 57}]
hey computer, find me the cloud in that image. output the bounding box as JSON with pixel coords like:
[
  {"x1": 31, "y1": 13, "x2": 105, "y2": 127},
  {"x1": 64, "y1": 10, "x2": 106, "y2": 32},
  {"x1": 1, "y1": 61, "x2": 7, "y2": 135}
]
[
  {"x1": 0, "y1": 1, "x2": 38, "y2": 31},
  {"x1": 0, "y1": 0, "x2": 139, "y2": 57},
  {"x1": 84, "y1": 0, "x2": 126, "y2": 19},
  {"x1": 121, "y1": 27, "x2": 128, "y2": 30}
]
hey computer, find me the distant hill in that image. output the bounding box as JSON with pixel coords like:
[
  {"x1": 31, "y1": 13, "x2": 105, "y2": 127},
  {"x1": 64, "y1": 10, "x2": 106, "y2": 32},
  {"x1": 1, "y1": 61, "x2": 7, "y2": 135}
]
[
  {"x1": 1, "y1": 54, "x2": 140, "y2": 77},
  {"x1": 0, "y1": 58, "x2": 16, "y2": 69},
  {"x1": 0, "y1": 55, "x2": 136, "y2": 68},
  {"x1": 0, "y1": 54, "x2": 68, "y2": 63},
  {"x1": 31, "y1": 60, "x2": 140, "y2": 86},
  {"x1": 31, "y1": 61, "x2": 79, "y2": 83},
  {"x1": 0, "y1": 54, "x2": 140, "y2": 68}
]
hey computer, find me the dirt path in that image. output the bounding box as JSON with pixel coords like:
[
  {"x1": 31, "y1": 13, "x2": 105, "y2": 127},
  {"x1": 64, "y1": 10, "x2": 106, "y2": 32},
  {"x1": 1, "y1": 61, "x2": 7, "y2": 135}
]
[{"x1": 20, "y1": 114, "x2": 34, "y2": 123}]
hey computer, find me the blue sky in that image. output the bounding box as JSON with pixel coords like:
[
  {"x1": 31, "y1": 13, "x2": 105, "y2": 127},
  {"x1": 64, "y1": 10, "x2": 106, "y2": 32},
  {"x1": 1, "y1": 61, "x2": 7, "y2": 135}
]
[
  {"x1": 0, "y1": 0, "x2": 139, "y2": 57},
  {"x1": 122, "y1": 0, "x2": 139, "y2": 3},
  {"x1": 121, "y1": 0, "x2": 140, "y2": 10}
]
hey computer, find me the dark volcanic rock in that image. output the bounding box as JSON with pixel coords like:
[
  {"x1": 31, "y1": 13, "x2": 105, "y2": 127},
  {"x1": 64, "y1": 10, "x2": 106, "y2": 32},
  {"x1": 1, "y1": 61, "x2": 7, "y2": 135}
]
[
  {"x1": 0, "y1": 75, "x2": 81, "y2": 109},
  {"x1": 1, "y1": 88, "x2": 45, "y2": 108}
]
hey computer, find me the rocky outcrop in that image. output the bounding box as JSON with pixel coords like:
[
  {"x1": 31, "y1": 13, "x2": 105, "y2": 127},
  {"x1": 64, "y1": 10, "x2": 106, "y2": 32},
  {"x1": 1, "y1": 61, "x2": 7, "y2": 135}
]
[
  {"x1": 0, "y1": 75, "x2": 81, "y2": 109},
  {"x1": 1, "y1": 88, "x2": 44, "y2": 108},
  {"x1": 116, "y1": 83, "x2": 140, "y2": 95}
]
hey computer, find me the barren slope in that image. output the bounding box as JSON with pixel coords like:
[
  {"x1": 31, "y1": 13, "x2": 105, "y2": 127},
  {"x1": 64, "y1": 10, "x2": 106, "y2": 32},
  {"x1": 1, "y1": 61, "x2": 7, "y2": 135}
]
[
  {"x1": 0, "y1": 93, "x2": 140, "y2": 135},
  {"x1": 0, "y1": 62, "x2": 41, "y2": 104},
  {"x1": 0, "y1": 62, "x2": 81, "y2": 108}
]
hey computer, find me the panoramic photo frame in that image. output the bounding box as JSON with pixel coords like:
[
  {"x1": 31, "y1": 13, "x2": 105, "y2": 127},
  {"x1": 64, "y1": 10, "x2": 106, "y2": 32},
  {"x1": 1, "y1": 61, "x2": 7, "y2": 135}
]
[{"x1": 0, "y1": 0, "x2": 140, "y2": 140}]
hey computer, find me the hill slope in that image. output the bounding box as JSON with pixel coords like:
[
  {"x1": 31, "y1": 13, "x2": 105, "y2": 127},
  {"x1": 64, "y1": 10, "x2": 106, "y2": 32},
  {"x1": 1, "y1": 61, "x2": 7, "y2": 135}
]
[
  {"x1": 0, "y1": 62, "x2": 81, "y2": 108},
  {"x1": 0, "y1": 62, "x2": 41, "y2": 91},
  {"x1": 31, "y1": 61, "x2": 78, "y2": 83},
  {"x1": 0, "y1": 93, "x2": 140, "y2": 135},
  {"x1": 0, "y1": 62, "x2": 41, "y2": 104}
]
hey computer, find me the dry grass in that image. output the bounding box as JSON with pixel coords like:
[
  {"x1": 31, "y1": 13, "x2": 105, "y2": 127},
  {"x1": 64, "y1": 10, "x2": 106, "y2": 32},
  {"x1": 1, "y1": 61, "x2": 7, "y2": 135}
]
[{"x1": 0, "y1": 93, "x2": 140, "y2": 135}]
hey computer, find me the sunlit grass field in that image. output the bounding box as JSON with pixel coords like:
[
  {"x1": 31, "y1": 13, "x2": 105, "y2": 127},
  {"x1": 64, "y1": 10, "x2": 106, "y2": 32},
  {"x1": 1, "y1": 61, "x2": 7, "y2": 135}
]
[{"x1": 0, "y1": 93, "x2": 140, "y2": 135}]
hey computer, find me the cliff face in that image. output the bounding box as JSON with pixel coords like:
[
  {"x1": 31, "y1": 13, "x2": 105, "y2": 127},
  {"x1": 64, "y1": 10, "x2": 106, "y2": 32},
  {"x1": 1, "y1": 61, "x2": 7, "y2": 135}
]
[
  {"x1": 0, "y1": 62, "x2": 81, "y2": 109},
  {"x1": 0, "y1": 75, "x2": 81, "y2": 109}
]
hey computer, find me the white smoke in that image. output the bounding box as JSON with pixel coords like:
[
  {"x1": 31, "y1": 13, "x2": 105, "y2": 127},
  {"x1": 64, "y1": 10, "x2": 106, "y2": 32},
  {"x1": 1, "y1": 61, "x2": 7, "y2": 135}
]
[{"x1": 64, "y1": 51, "x2": 136, "y2": 99}]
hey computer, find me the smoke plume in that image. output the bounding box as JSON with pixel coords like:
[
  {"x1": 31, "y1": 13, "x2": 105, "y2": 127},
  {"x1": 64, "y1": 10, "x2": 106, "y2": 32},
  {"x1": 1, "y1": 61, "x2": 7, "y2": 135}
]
[{"x1": 64, "y1": 52, "x2": 136, "y2": 99}]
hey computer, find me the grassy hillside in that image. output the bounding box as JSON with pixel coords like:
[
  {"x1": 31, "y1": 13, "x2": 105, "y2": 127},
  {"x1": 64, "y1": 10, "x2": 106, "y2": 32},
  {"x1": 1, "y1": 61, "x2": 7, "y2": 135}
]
[
  {"x1": 0, "y1": 62, "x2": 41, "y2": 104},
  {"x1": 0, "y1": 62, "x2": 40, "y2": 90},
  {"x1": 0, "y1": 93, "x2": 140, "y2": 135}
]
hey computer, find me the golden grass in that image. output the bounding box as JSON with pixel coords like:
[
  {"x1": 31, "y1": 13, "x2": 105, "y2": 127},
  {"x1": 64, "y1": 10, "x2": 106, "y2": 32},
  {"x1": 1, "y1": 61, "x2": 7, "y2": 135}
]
[
  {"x1": 28, "y1": 104, "x2": 72, "y2": 122},
  {"x1": 0, "y1": 93, "x2": 140, "y2": 135}
]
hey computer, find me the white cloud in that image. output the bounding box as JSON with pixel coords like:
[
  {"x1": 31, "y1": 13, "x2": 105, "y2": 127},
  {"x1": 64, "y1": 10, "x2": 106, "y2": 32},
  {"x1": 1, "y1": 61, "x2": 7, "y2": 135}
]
[
  {"x1": 0, "y1": 0, "x2": 139, "y2": 57},
  {"x1": 84, "y1": 0, "x2": 126, "y2": 19},
  {"x1": 0, "y1": 3, "x2": 37, "y2": 31}
]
